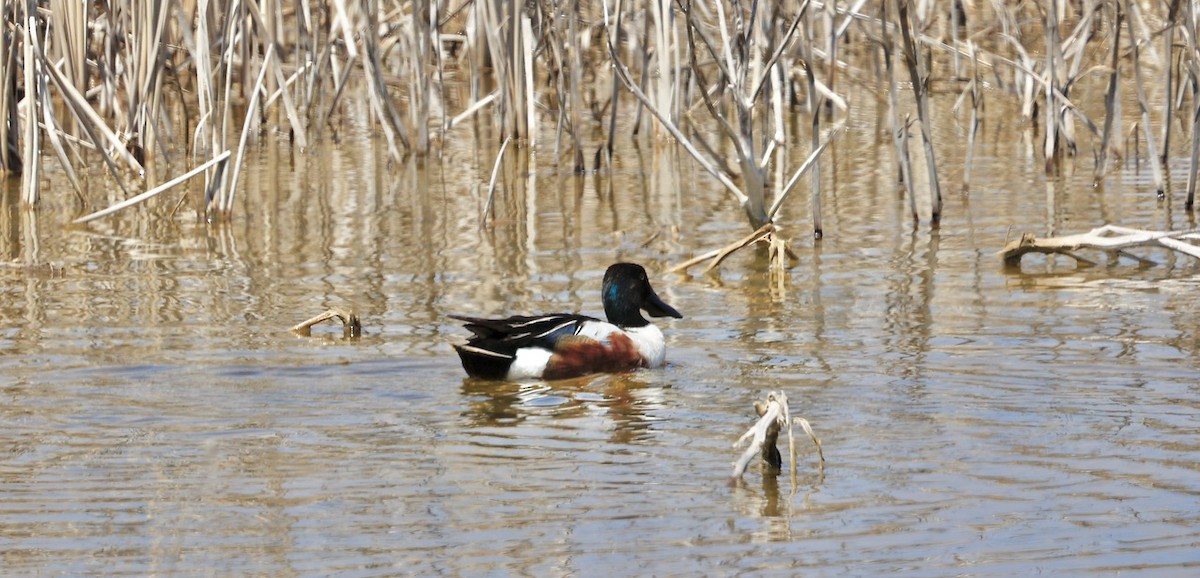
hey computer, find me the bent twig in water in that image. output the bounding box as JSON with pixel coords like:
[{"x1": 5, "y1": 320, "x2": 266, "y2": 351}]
[
  {"x1": 292, "y1": 307, "x2": 362, "y2": 339},
  {"x1": 731, "y1": 391, "x2": 824, "y2": 481}
]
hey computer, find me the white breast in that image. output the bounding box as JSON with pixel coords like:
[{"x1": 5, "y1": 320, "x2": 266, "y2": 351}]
[{"x1": 623, "y1": 324, "x2": 667, "y2": 368}]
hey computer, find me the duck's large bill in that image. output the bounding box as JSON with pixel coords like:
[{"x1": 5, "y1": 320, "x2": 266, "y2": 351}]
[{"x1": 644, "y1": 291, "x2": 682, "y2": 319}]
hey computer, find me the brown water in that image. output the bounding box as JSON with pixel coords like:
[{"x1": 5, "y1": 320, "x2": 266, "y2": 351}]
[{"x1": 4, "y1": 92, "x2": 1200, "y2": 576}]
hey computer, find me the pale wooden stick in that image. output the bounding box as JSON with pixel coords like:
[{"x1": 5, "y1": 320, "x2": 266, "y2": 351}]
[{"x1": 1000, "y1": 225, "x2": 1200, "y2": 265}]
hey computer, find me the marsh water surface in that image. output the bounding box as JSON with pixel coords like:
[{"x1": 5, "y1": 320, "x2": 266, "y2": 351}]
[{"x1": 3, "y1": 94, "x2": 1200, "y2": 576}]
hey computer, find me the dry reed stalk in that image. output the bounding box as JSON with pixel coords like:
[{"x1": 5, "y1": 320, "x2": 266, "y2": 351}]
[
  {"x1": 768, "y1": 130, "x2": 839, "y2": 221},
  {"x1": 602, "y1": 0, "x2": 749, "y2": 216},
  {"x1": 74, "y1": 150, "x2": 231, "y2": 224},
  {"x1": 521, "y1": 14, "x2": 536, "y2": 147},
  {"x1": 0, "y1": 1, "x2": 17, "y2": 175},
  {"x1": 0, "y1": 14, "x2": 16, "y2": 175},
  {"x1": 1124, "y1": 0, "x2": 1165, "y2": 197},
  {"x1": 242, "y1": 0, "x2": 308, "y2": 148},
  {"x1": 798, "y1": 10, "x2": 824, "y2": 238},
  {"x1": 1188, "y1": 89, "x2": 1199, "y2": 209},
  {"x1": 39, "y1": 46, "x2": 137, "y2": 198},
  {"x1": 541, "y1": 0, "x2": 584, "y2": 170},
  {"x1": 42, "y1": 46, "x2": 143, "y2": 176},
  {"x1": 123, "y1": 0, "x2": 172, "y2": 163},
  {"x1": 482, "y1": 136, "x2": 512, "y2": 227},
  {"x1": 405, "y1": 0, "x2": 434, "y2": 153},
  {"x1": 957, "y1": 41, "x2": 981, "y2": 193},
  {"x1": 20, "y1": 0, "x2": 40, "y2": 205},
  {"x1": 363, "y1": 0, "x2": 410, "y2": 158},
  {"x1": 1180, "y1": 1, "x2": 1200, "y2": 209},
  {"x1": 36, "y1": 58, "x2": 83, "y2": 201},
  {"x1": 896, "y1": 0, "x2": 941, "y2": 223},
  {"x1": 211, "y1": 44, "x2": 275, "y2": 216},
  {"x1": 1041, "y1": 5, "x2": 1065, "y2": 168},
  {"x1": 881, "y1": 1, "x2": 915, "y2": 220},
  {"x1": 1160, "y1": 0, "x2": 1182, "y2": 166},
  {"x1": 1095, "y1": 1, "x2": 1123, "y2": 184},
  {"x1": 178, "y1": 0, "x2": 227, "y2": 203},
  {"x1": 675, "y1": 0, "x2": 816, "y2": 230},
  {"x1": 566, "y1": 0, "x2": 584, "y2": 172},
  {"x1": 474, "y1": 0, "x2": 534, "y2": 144},
  {"x1": 50, "y1": 0, "x2": 86, "y2": 137},
  {"x1": 605, "y1": 0, "x2": 626, "y2": 160},
  {"x1": 648, "y1": 0, "x2": 678, "y2": 138}
]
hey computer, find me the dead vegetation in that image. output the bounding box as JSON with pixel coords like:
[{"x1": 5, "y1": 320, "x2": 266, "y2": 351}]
[
  {"x1": 1000, "y1": 225, "x2": 1200, "y2": 267},
  {"x1": 0, "y1": 1, "x2": 1198, "y2": 262},
  {"x1": 731, "y1": 391, "x2": 823, "y2": 484}
]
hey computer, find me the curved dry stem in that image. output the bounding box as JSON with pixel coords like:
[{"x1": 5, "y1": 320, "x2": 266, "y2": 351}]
[
  {"x1": 291, "y1": 307, "x2": 362, "y2": 338},
  {"x1": 74, "y1": 150, "x2": 231, "y2": 224},
  {"x1": 669, "y1": 223, "x2": 775, "y2": 273}
]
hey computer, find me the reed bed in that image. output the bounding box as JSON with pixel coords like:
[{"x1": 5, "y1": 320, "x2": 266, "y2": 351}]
[{"x1": 0, "y1": 0, "x2": 1198, "y2": 240}]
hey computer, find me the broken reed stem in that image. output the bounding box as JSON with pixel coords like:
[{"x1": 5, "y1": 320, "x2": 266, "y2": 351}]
[
  {"x1": 0, "y1": 2, "x2": 18, "y2": 176},
  {"x1": 1160, "y1": 0, "x2": 1180, "y2": 167},
  {"x1": 74, "y1": 150, "x2": 231, "y2": 224},
  {"x1": 731, "y1": 391, "x2": 823, "y2": 481},
  {"x1": 896, "y1": 0, "x2": 942, "y2": 223},
  {"x1": 1095, "y1": 2, "x2": 1123, "y2": 184},
  {"x1": 211, "y1": 43, "x2": 275, "y2": 217},
  {"x1": 482, "y1": 136, "x2": 512, "y2": 227},
  {"x1": 20, "y1": 0, "x2": 39, "y2": 205},
  {"x1": 1043, "y1": 0, "x2": 1064, "y2": 170},
  {"x1": 881, "y1": 1, "x2": 916, "y2": 221},
  {"x1": 1125, "y1": 1, "x2": 1165, "y2": 197},
  {"x1": 961, "y1": 42, "x2": 981, "y2": 193},
  {"x1": 291, "y1": 307, "x2": 362, "y2": 338}
]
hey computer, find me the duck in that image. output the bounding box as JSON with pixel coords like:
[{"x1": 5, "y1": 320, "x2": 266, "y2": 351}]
[{"x1": 451, "y1": 263, "x2": 683, "y2": 380}]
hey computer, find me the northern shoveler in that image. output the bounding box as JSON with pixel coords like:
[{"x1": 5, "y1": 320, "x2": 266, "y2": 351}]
[{"x1": 451, "y1": 263, "x2": 683, "y2": 380}]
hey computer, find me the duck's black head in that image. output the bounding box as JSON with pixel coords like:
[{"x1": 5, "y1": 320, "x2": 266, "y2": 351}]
[{"x1": 601, "y1": 263, "x2": 683, "y2": 328}]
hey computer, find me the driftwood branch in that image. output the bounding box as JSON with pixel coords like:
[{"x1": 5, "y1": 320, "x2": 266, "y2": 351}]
[
  {"x1": 999, "y1": 225, "x2": 1200, "y2": 267},
  {"x1": 731, "y1": 391, "x2": 824, "y2": 481},
  {"x1": 291, "y1": 307, "x2": 362, "y2": 338}
]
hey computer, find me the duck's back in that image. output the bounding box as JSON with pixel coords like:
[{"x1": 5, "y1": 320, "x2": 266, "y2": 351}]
[{"x1": 451, "y1": 314, "x2": 654, "y2": 380}]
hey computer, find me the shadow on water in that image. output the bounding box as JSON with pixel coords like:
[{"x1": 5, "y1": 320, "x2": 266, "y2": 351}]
[{"x1": 459, "y1": 373, "x2": 663, "y2": 446}]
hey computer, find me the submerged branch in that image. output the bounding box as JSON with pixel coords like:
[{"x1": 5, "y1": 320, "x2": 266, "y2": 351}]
[{"x1": 999, "y1": 225, "x2": 1200, "y2": 266}]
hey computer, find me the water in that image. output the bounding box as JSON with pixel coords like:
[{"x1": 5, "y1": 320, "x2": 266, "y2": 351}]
[{"x1": 3, "y1": 93, "x2": 1200, "y2": 576}]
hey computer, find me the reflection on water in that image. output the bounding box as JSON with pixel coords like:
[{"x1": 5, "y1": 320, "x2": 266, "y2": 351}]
[{"x1": 3, "y1": 93, "x2": 1200, "y2": 575}]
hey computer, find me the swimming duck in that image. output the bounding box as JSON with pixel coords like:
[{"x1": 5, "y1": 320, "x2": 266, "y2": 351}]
[{"x1": 451, "y1": 263, "x2": 682, "y2": 380}]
